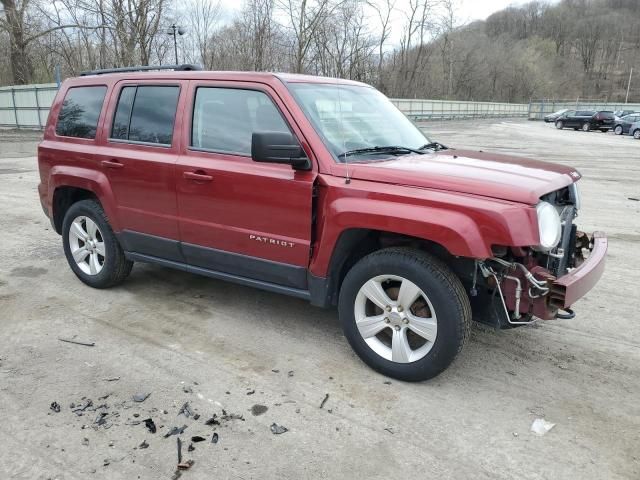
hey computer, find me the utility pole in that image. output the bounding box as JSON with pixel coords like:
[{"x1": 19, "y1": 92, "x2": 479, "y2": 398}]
[
  {"x1": 625, "y1": 68, "x2": 633, "y2": 104},
  {"x1": 168, "y1": 24, "x2": 186, "y2": 65}
]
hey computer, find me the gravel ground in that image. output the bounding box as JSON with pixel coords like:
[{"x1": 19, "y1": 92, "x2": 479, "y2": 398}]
[{"x1": 0, "y1": 120, "x2": 639, "y2": 480}]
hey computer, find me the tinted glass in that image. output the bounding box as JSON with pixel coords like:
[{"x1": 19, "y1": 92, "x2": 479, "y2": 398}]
[
  {"x1": 191, "y1": 87, "x2": 290, "y2": 155},
  {"x1": 56, "y1": 86, "x2": 107, "y2": 139},
  {"x1": 111, "y1": 87, "x2": 136, "y2": 140},
  {"x1": 128, "y1": 86, "x2": 179, "y2": 145}
]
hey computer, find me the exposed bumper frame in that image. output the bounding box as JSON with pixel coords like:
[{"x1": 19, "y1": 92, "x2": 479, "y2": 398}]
[{"x1": 549, "y1": 231, "x2": 607, "y2": 309}]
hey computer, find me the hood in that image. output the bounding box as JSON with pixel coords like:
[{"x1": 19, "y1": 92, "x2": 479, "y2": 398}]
[{"x1": 347, "y1": 149, "x2": 580, "y2": 205}]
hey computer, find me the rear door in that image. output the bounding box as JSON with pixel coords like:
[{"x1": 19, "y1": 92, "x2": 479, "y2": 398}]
[
  {"x1": 97, "y1": 81, "x2": 186, "y2": 261},
  {"x1": 175, "y1": 81, "x2": 316, "y2": 289}
]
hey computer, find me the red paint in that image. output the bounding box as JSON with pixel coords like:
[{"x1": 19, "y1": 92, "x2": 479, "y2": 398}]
[
  {"x1": 38, "y1": 71, "x2": 605, "y2": 316},
  {"x1": 551, "y1": 232, "x2": 608, "y2": 308}
]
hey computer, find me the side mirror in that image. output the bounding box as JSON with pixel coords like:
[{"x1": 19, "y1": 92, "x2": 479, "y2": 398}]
[{"x1": 251, "y1": 132, "x2": 310, "y2": 170}]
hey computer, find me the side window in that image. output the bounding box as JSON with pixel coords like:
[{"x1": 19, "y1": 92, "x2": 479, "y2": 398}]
[
  {"x1": 56, "y1": 86, "x2": 107, "y2": 139},
  {"x1": 191, "y1": 87, "x2": 290, "y2": 156},
  {"x1": 110, "y1": 85, "x2": 179, "y2": 146}
]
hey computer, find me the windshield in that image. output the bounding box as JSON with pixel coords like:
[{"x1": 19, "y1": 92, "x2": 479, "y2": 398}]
[{"x1": 287, "y1": 83, "x2": 430, "y2": 163}]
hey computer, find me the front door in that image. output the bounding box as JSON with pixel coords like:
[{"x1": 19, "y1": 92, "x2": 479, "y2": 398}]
[
  {"x1": 98, "y1": 81, "x2": 186, "y2": 260},
  {"x1": 175, "y1": 82, "x2": 316, "y2": 289}
]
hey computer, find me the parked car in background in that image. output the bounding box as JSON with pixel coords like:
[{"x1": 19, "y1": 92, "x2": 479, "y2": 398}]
[
  {"x1": 630, "y1": 121, "x2": 640, "y2": 139},
  {"x1": 613, "y1": 114, "x2": 640, "y2": 135},
  {"x1": 544, "y1": 109, "x2": 569, "y2": 123},
  {"x1": 555, "y1": 110, "x2": 615, "y2": 132},
  {"x1": 614, "y1": 110, "x2": 637, "y2": 120}
]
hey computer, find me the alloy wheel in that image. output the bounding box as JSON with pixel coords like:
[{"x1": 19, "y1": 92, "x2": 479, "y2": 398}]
[
  {"x1": 354, "y1": 275, "x2": 437, "y2": 363},
  {"x1": 68, "y1": 216, "x2": 105, "y2": 275}
]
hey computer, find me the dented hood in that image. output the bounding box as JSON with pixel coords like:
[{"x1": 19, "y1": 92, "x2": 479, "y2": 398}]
[{"x1": 347, "y1": 149, "x2": 580, "y2": 205}]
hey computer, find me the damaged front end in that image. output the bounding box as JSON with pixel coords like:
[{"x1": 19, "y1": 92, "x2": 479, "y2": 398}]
[{"x1": 471, "y1": 184, "x2": 607, "y2": 328}]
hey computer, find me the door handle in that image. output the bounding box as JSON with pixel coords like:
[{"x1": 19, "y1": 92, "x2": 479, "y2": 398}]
[
  {"x1": 183, "y1": 171, "x2": 213, "y2": 182},
  {"x1": 101, "y1": 160, "x2": 124, "y2": 169}
]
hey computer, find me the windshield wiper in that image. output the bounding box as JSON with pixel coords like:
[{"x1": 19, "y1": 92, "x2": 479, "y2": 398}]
[
  {"x1": 337, "y1": 145, "x2": 426, "y2": 159},
  {"x1": 419, "y1": 142, "x2": 448, "y2": 151}
]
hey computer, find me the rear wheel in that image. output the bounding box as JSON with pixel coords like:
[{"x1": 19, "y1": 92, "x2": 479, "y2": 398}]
[
  {"x1": 62, "y1": 200, "x2": 133, "y2": 288},
  {"x1": 555, "y1": 120, "x2": 564, "y2": 129},
  {"x1": 338, "y1": 248, "x2": 471, "y2": 381},
  {"x1": 614, "y1": 125, "x2": 623, "y2": 135},
  {"x1": 582, "y1": 122, "x2": 591, "y2": 132},
  {"x1": 634, "y1": 130, "x2": 640, "y2": 140}
]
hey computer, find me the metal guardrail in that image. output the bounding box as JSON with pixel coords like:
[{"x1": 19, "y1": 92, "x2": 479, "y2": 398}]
[
  {"x1": 5, "y1": 83, "x2": 637, "y2": 129},
  {"x1": 0, "y1": 83, "x2": 59, "y2": 129},
  {"x1": 390, "y1": 98, "x2": 529, "y2": 120}
]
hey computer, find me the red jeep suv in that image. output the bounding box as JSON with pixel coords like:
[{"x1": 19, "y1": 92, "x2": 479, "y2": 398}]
[{"x1": 37, "y1": 65, "x2": 607, "y2": 381}]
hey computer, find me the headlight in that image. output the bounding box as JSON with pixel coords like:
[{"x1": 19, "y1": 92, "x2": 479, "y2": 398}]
[{"x1": 536, "y1": 201, "x2": 561, "y2": 250}]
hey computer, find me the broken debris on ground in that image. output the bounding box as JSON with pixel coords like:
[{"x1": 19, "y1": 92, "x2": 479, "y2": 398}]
[{"x1": 270, "y1": 423, "x2": 288, "y2": 434}]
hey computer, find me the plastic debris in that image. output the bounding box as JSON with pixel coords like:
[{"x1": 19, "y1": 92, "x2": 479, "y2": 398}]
[
  {"x1": 246, "y1": 389, "x2": 255, "y2": 395},
  {"x1": 211, "y1": 432, "x2": 219, "y2": 444},
  {"x1": 178, "y1": 402, "x2": 193, "y2": 418},
  {"x1": 139, "y1": 440, "x2": 149, "y2": 449},
  {"x1": 164, "y1": 425, "x2": 188, "y2": 438},
  {"x1": 319, "y1": 394, "x2": 329, "y2": 409},
  {"x1": 177, "y1": 437, "x2": 183, "y2": 464},
  {"x1": 251, "y1": 404, "x2": 268, "y2": 416},
  {"x1": 144, "y1": 418, "x2": 157, "y2": 434},
  {"x1": 102, "y1": 377, "x2": 120, "y2": 382},
  {"x1": 270, "y1": 423, "x2": 288, "y2": 435},
  {"x1": 132, "y1": 393, "x2": 150, "y2": 403},
  {"x1": 530, "y1": 418, "x2": 556, "y2": 436},
  {"x1": 204, "y1": 415, "x2": 220, "y2": 426},
  {"x1": 50, "y1": 402, "x2": 61, "y2": 413},
  {"x1": 191, "y1": 436, "x2": 206, "y2": 443},
  {"x1": 287, "y1": 371, "x2": 294, "y2": 377},
  {"x1": 177, "y1": 460, "x2": 194, "y2": 470}
]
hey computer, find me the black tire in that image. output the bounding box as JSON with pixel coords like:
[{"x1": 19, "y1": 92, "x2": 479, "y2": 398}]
[
  {"x1": 62, "y1": 199, "x2": 133, "y2": 288},
  {"x1": 555, "y1": 120, "x2": 564, "y2": 129},
  {"x1": 338, "y1": 248, "x2": 471, "y2": 382},
  {"x1": 614, "y1": 125, "x2": 623, "y2": 135},
  {"x1": 634, "y1": 129, "x2": 640, "y2": 140},
  {"x1": 582, "y1": 122, "x2": 590, "y2": 132}
]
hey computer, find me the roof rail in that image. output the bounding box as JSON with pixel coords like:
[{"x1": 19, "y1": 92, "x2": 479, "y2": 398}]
[{"x1": 80, "y1": 64, "x2": 203, "y2": 76}]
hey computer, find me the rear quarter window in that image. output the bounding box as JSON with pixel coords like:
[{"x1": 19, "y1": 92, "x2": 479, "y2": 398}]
[{"x1": 55, "y1": 86, "x2": 107, "y2": 139}]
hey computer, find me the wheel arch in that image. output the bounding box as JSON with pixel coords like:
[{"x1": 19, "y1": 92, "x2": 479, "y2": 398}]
[
  {"x1": 49, "y1": 166, "x2": 119, "y2": 234},
  {"x1": 309, "y1": 227, "x2": 476, "y2": 308}
]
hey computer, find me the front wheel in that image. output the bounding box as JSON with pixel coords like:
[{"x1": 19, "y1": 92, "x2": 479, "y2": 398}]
[
  {"x1": 555, "y1": 120, "x2": 564, "y2": 129},
  {"x1": 62, "y1": 199, "x2": 133, "y2": 288},
  {"x1": 614, "y1": 125, "x2": 623, "y2": 135},
  {"x1": 338, "y1": 248, "x2": 471, "y2": 381},
  {"x1": 582, "y1": 122, "x2": 591, "y2": 132},
  {"x1": 634, "y1": 130, "x2": 640, "y2": 140}
]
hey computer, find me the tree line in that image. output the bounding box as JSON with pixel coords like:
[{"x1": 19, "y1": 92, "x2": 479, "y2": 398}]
[{"x1": 1, "y1": 0, "x2": 639, "y2": 103}]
